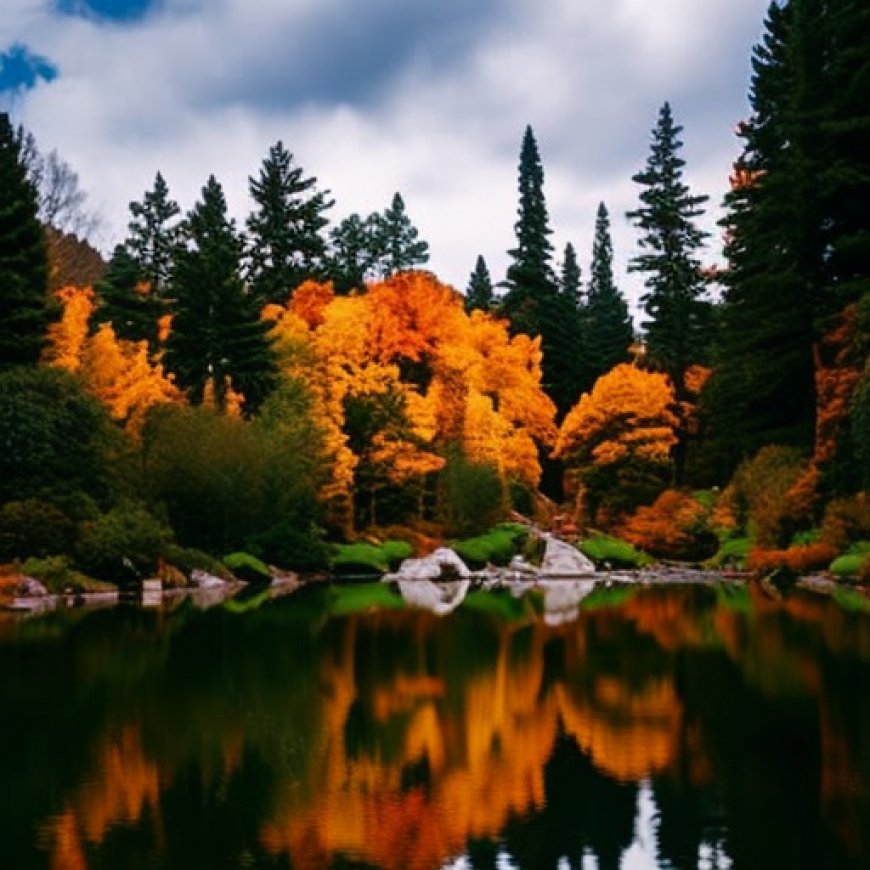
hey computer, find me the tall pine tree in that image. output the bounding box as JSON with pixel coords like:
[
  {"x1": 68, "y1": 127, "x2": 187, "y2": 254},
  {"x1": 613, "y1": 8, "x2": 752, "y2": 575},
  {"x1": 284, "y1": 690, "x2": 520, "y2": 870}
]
[
  {"x1": 246, "y1": 141, "x2": 333, "y2": 305},
  {"x1": 559, "y1": 242, "x2": 582, "y2": 308},
  {"x1": 0, "y1": 114, "x2": 51, "y2": 369},
  {"x1": 166, "y1": 176, "x2": 276, "y2": 412},
  {"x1": 584, "y1": 202, "x2": 634, "y2": 388},
  {"x1": 372, "y1": 192, "x2": 430, "y2": 277},
  {"x1": 627, "y1": 102, "x2": 712, "y2": 396}
]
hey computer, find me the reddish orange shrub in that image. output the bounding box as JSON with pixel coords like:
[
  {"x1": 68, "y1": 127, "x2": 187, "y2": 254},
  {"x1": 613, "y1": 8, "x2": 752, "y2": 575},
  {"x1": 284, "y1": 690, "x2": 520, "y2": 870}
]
[
  {"x1": 747, "y1": 542, "x2": 837, "y2": 574},
  {"x1": 619, "y1": 490, "x2": 716, "y2": 561}
]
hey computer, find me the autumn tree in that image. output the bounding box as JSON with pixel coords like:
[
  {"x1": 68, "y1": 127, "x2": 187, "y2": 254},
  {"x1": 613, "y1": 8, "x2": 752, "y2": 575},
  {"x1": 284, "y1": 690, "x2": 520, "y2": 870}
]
[
  {"x1": 0, "y1": 113, "x2": 52, "y2": 369},
  {"x1": 465, "y1": 254, "x2": 494, "y2": 313},
  {"x1": 165, "y1": 175, "x2": 276, "y2": 413},
  {"x1": 246, "y1": 141, "x2": 333, "y2": 306},
  {"x1": 554, "y1": 363, "x2": 679, "y2": 523},
  {"x1": 627, "y1": 103, "x2": 712, "y2": 396}
]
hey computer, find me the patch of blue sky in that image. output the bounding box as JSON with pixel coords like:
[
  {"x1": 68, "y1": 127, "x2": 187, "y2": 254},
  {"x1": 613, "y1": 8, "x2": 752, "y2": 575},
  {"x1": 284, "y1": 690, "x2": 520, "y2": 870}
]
[
  {"x1": 0, "y1": 44, "x2": 58, "y2": 94},
  {"x1": 55, "y1": 0, "x2": 157, "y2": 24}
]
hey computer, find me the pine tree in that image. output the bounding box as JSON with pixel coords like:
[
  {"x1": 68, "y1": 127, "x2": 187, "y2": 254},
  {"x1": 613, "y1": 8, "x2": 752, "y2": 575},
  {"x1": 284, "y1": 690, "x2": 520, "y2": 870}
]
[
  {"x1": 627, "y1": 103, "x2": 712, "y2": 395},
  {"x1": 165, "y1": 176, "x2": 276, "y2": 412},
  {"x1": 94, "y1": 172, "x2": 181, "y2": 350},
  {"x1": 559, "y1": 242, "x2": 582, "y2": 308},
  {"x1": 0, "y1": 113, "x2": 51, "y2": 369},
  {"x1": 465, "y1": 255, "x2": 494, "y2": 312},
  {"x1": 246, "y1": 141, "x2": 333, "y2": 306},
  {"x1": 126, "y1": 171, "x2": 181, "y2": 297},
  {"x1": 371, "y1": 192, "x2": 429, "y2": 277},
  {"x1": 706, "y1": 0, "x2": 831, "y2": 464},
  {"x1": 328, "y1": 213, "x2": 376, "y2": 294},
  {"x1": 584, "y1": 202, "x2": 634, "y2": 387}
]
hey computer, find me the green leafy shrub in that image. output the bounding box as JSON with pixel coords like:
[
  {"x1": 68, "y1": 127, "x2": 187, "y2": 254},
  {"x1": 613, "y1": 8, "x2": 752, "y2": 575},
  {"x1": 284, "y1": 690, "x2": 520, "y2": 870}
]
[
  {"x1": 706, "y1": 537, "x2": 752, "y2": 570},
  {"x1": 20, "y1": 556, "x2": 114, "y2": 594},
  {"x1": 0, "y1": 499, "x2": 76, "y2": 560},
  {"x1": 579, "y1": 533, "x2": 652, "y2": 569},
  {"x1": 245, "y1": 521, "x2": 331, "y2": 572},
  {"x1": 439, "y1": 450, "x2": 505, "y2": 537},
  {"x1": 222, "y1": 552, "x2": 271, "y2": 583},
  {"x1": 829, "y1": 542, "x2": 870, "y2": 581},
  {"x1": 330, "y1": 540, "x2": 415, "y2": 575},
  {"x1": 75, "y1": 501, "x2": 172, "y2": 583},
  {"x1": 453, "y1": 523, "x2": 528, "y2": 569},
  {"x1": 161, "y1": 544, "x2": 232, "y2": 581}
]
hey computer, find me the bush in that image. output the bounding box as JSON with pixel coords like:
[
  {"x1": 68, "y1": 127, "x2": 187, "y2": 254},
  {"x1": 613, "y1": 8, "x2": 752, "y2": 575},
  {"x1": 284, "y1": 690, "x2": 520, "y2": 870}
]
[
  {"x1": 820, "y1": 493, "x2": 870, "y2": 550},
  {"x1": 0, "y1": 499, "x2": 76, "y2": 560},
  {"x1": 160, "y1": 544, "x2": 233, "y2": 581},
  {"x1": 222, "y1": 551, "x2": 271, "y2": 583},
  {"x1": 75, "y1": 501, "x2": 172, "y2": 583},
  {"x1": 727, "y1": 445, "x2": 810, "y2": 547},
  {"x1": 579, "y1": 533, "x2": 652, "y2": 569},
  {"x1": 453, "y1": 523, "x2": 528, "y2": 569},
  {"x1": 20, "y1": 556, "x2": 114, "y2": 594},
  {"x1": 705, "y1": 536, "x2": 752, "y2": 570},
  {"x1": 828, "y1": 542, "x2": 870, "y2": 581},
  {"x1": 618, "y1": 490, "x2": 718, "y2": 561},
  {"x1": 244, "y1": 521, "x2": 331, "y2": 572},
  {"x1": 439, "y1": 451, "x2": 505, "y2": 537},
  {"x1": 746, "y1": 542, "x2": 838, "y2": 575},
  {"x1": 330, "y1": 540, "x2": 415, "y2": 575}
]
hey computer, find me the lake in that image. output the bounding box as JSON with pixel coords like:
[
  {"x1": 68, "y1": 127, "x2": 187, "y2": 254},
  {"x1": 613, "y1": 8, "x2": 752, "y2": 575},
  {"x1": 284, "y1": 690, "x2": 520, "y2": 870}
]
[{"x1": 1, "y1": 581, "x2": 868, "y2": 869}]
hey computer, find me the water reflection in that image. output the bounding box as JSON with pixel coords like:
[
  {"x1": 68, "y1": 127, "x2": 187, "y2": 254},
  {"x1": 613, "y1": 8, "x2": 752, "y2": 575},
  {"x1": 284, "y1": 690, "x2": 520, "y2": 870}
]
[{"x1": 1, "y1": 583, "x2": 868, "y2": 869}]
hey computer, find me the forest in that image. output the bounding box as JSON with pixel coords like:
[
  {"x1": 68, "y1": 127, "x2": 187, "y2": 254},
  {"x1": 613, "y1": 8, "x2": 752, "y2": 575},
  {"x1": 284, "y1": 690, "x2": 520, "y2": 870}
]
[{"x1": 1, "y1": 0, "x2": 869, "y2": 594}]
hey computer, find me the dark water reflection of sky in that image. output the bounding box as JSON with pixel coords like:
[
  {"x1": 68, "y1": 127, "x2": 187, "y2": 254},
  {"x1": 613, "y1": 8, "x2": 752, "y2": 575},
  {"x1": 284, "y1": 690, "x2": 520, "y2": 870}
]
[{"x1": 1, "y1": 582, "x2": 868, "y2": 870}]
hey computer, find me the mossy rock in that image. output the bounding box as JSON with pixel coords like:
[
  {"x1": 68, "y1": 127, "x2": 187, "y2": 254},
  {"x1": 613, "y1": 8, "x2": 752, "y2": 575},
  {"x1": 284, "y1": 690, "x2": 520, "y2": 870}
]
[
  {"x1": 20, "y1": 556, "x2": 115, "y2": 594},
  {"x1": 578, "y1": 534, "x2": 652, "y2": 569},
  {"x1": 222, "y1": 551, "x2": 271, "y2": 584}
]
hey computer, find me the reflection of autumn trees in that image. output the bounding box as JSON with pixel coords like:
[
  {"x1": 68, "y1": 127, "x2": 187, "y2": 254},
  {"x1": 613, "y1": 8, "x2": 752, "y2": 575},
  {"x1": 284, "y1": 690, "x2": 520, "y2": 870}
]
[{"x1": 16, "y1": 589, "x2": 870, "y2": 870}]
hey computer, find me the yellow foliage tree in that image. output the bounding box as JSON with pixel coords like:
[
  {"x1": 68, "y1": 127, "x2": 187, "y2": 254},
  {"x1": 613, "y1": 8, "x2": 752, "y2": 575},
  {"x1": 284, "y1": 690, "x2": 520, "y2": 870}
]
[{"x1": 42, "y1": 285, "x2": 95, "y2": 372}]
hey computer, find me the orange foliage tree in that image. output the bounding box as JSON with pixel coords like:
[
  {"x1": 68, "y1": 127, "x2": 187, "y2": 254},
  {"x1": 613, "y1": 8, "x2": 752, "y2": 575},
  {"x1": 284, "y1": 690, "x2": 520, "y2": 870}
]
[
  {"x1": 266, "y1": 272, "x2": 556, "y2": 531},
  {"x1": 553, "y1": 363, "x2": 679, "y2": 525}
]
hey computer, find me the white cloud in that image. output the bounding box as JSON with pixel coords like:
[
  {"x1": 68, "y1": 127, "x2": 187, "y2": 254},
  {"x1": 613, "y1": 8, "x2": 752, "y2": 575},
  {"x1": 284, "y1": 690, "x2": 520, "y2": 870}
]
[{"x1": 7, "y1": 0, "x2": 769, "y2": 311}]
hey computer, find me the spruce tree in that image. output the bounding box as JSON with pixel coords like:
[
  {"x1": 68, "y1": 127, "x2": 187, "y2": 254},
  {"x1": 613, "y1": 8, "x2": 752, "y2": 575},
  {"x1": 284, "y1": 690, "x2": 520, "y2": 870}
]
[
  {"x1": 0, "y1": 113, "x2": 51, "y2": 369},
  {"x1": 371, "y1": 192, "x2": 429, "y2": 277},
  {"x1": 584, "y1": 202, "x2": 634, "y2": 387},
  {"x1": 707, "y1": 0, "x2": 830, "y2": 463},
  {"x1": 246, "y1": 141, "x2": 333, "y2": 305},
  {"x1": 500, "y1": 126, "x2": 581, "y2": 417},
  {"x1": 165, "y1": 176, "x2": 276, "y2": 412},
  {"x1": 559, "y1": 242, "x2": 582, "y2": 308},
  {"x1": 627, "y1": 102, "x2": 712, "y2": 395},
  {"x1": 465, "y1": 255, "x2": 494, "y2": 312},
  {"x1": 328, "y1": 213, "x2": 376, "y2": 293},
  {"x1": 94, "y1": 172, "x2": 181, "y2": 350}
]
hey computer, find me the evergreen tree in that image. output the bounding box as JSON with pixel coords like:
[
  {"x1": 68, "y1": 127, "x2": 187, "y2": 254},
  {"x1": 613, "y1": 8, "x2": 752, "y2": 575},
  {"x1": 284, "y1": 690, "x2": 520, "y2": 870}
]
[
  {"x1": 627, "y1": 102, "x2": 712, "y2": 395},
  {"x1": 465, "y1": 255, "x2": 494, "y2": 312},
  {"x1": 328, "y1": 212, "x2": 376, "y2": 294},
  {"x1": 0, "y1": 113, "x2": 51, "y2": 369},
  {"x1": 584, "y1": 202, "x2": 634, "y2": 387},
  {"x1": 371, "y1": 192, "x2": 430, "y2": 277},
  {"x1": 94, "y1": 172, "x2": 181, "y2": 350},
  {"x1": 500, "y1": 125, "x2": 580, "y2": 418},
  {"x1": 706, "y1": 0, "x2": 833, "y2": 464},
  {"x1": 559, "y1": 242, "x2": 582, "y2": 308},
  {"x1": 126, "y1": 171, "x2": 181, "y2": 297},
  {"x1": 165, "y1": 176, "x2": 276, "y2": 412},
  {"x1": 246, "y1": 141, "x2": 333, "y2": 305}
]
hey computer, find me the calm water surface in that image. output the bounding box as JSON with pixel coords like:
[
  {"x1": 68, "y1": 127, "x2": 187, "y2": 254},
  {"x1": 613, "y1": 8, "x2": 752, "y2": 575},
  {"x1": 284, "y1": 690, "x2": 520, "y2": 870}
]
[{"x1": 1, "y1": 582, "x2": 869, "y2": 870}]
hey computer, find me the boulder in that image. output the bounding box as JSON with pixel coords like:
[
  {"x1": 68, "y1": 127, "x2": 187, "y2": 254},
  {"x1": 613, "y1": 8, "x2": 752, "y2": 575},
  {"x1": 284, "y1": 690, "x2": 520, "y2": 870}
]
[
  {"x1": 16, "y1": 575, "x2": 48, "y2": 597},
  {"x1": 190, "y1": 569, "x2": 227, "y2": 589},
  {"x1": 540, "y1": 535, "x2": 596, "y2": 576},
  {"x1": 385, "y1": 547, "x2": 471, "y2": 582}
]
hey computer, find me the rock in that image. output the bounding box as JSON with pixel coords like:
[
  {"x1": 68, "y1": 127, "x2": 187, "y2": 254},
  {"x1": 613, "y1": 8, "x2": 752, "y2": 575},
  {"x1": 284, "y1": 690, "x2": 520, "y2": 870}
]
[
  {"x1": 397, "y1": 579, "x2": 471, "y2": 615},
  {"x1": 508, "y1": 555, "x2": 538, "y2": 576},
  {"x1": 385, "y1": 547, "x2": 471, "y2": 582},
  {"x1": 540, "y1": 535, "x2": 596, "y2": 576},
  {"x1": 16, "y1": 575, "x2": 48, "y2": 597},
  {"x1": 190, "y1": 569, "x2": 227, "y2": 589}
]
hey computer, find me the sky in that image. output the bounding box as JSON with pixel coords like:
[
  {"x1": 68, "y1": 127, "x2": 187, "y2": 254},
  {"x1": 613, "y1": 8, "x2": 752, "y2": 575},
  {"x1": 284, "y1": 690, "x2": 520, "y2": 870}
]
[{"x1": 1, "y1": 0, "x2": 771, "y2": 311}]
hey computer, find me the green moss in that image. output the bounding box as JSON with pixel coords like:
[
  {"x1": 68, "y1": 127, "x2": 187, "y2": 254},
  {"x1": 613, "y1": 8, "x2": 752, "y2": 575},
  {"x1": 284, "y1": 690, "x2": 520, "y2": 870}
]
[
  {"x1": 222, "y1": 552, "x2": 271, "y2": 583},
  {"x1": 706, "y1": 536, "x2": 752, "y2": 570},
  {"x1": 328, "y1": 582, "x2": 406, "y2": 616},
  {"x1": 829, "y1": 541, "x2": 870, "y2": 579},
  {"x1": 578, "y1": 533, "x2": 652, "y2": 569},
  {"x1": 452, "y1": 523, "x2": 528, "y2": 569},
  {"x1": 329, "y1": 540, "x2": 414, "y2": 575},
  {"x1": 580, "y1": 584, "x2": 637, "y2": 610}
]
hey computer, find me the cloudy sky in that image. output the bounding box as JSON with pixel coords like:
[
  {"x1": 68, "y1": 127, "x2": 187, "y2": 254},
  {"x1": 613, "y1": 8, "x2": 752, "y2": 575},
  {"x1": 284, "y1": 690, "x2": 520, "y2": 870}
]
[{"x1": 1, "y1": 0, "x2": 770, "y2": 309}]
